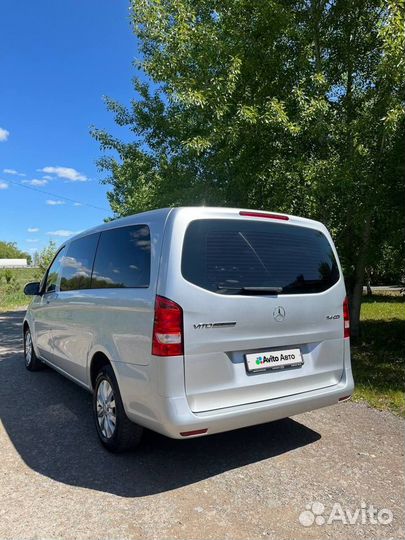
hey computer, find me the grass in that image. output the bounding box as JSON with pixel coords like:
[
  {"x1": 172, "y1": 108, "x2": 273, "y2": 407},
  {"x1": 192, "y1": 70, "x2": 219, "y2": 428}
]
[
  {"x1": 0, "y1": 268, "x2": 40, "y2": 311},
  {"x1": 1, "y1": 269, "x2": 404, "y2": 415},
  {"x1": 352, "y1": 292, "x2": 405, "y2": 417}
]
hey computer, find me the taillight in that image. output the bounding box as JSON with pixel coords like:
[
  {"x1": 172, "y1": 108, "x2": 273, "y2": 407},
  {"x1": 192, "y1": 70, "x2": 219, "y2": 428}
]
[
  {"x1": 152, "y1": 295, "x2": 184, "y2": 356},
  {"x1": 239, "y1": 210, "x2": 289, "y2": 221},
  {"x1": 343, "y1": 296, "x2": 350, "y2": 338}
]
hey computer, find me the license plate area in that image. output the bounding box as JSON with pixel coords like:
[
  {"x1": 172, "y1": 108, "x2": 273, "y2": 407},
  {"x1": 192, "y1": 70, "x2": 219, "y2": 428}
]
[{"x1": 245, "y1": 348, "x2": 303, "y2": 373}]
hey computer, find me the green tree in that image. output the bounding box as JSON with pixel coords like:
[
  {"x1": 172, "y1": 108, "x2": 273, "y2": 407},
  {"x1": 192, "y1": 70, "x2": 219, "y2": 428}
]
[
  {"x1": 35, "y1": 241, "x2": 57, "y2": 278},
  {"x1": 0, "y1": 241, "x2": 30, "y2": 262},
  {"x1": 92, "y1": 0, "x2": 405, "y2": 336}
]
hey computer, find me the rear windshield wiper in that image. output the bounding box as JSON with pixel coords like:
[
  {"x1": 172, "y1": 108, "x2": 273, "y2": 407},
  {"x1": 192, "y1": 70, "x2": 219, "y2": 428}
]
[{"x1": 217, "y1": 286, "x2": 283, "y2": 295}]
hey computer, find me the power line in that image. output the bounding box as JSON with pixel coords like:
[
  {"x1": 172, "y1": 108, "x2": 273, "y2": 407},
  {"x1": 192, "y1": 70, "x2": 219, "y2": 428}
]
[{"x1": 5, "y1": 178, "x2": 110, "y2": 212}]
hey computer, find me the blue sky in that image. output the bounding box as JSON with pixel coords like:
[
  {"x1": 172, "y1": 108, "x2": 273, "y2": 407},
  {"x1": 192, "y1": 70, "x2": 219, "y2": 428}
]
[{"x1": 0, "y1": 0, "x2": 140, "y2": 257}]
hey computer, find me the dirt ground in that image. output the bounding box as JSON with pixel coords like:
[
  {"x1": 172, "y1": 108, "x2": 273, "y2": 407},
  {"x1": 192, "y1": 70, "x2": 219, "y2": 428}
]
[{"x1": 0, "y1": 309, "x2": 404, "y2": 540}]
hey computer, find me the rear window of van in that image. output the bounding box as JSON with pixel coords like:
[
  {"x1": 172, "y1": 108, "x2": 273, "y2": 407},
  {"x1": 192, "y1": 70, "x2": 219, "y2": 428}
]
[{"x1": 181, "y1": 219, "x2": 340, "y2": 295}]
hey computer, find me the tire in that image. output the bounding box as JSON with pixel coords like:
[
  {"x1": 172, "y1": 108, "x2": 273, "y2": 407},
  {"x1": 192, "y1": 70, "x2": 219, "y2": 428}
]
[
  {"x1": 24, "y1": 327, "x2": 44, "y2": 371},
  {"x1": 93, "y1": 365, "x2": 143, "y2": 452}
]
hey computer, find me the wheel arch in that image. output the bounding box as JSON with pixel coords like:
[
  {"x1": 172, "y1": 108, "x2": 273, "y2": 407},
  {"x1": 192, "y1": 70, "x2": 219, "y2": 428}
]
[
  {"x1": 22, "y1": 319, "x2": 33, "y2": 346},
  {"x1": 89, "y1": 351, "x2": 114, "y2": 391},
  {"x1": 22, "y1": 319, "x2": 29, "y2": 335}
]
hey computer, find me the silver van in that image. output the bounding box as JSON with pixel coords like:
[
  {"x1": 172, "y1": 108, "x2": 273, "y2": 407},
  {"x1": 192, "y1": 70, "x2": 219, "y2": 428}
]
[{"x1": 23, "y1": 207, "x2": 354, "y2": 452}]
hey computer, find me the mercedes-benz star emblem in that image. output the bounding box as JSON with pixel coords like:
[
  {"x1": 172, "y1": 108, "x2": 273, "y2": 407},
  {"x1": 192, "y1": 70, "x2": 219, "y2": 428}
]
[{"x1": 273, "y1": 306, "x2": 286, "y2": 322}]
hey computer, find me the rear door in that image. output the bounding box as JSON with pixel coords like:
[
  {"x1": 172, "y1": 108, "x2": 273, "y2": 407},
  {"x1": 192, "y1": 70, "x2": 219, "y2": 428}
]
[
  {"x1": 164, "y1": 209, "x2": 347, "y2": 413},
  {"x1": 49, "y1": 233, "x2": 99, "y2": 382},
  {"x1": 50, "y1": 224, "x2": 153, "y2": 384}
]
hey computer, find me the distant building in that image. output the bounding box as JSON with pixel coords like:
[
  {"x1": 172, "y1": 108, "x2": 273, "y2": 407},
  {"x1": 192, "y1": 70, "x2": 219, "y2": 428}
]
[{"x1": 0, "y1": 258, "x2": 28, "y2": 268}]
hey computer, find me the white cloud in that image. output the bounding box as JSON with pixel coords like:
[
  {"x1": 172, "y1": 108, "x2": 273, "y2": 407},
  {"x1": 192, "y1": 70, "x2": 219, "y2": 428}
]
[
  {"x1": 46, "y1": 199, "x2": 65, "y2": 206},
  {"x1": 27, "y1": 227, "x2": 40, "y2": 233},
  {"x1": 0, "y1": 127, "x2": 10, "y2": 142},
  {"x1": 0, "y1": 182, "x2": 9, "y2": 190},
  {"x1": 23, "y1": 178, "x2": 48, "y2": 186},
  {"x1": 42, "y1": 175, "x2": 53, "y2": 180},
  {"x1": 3, "y1": 168, "x2": 26, "y2": 177},
  {"x1": 47, "y1": 229, "x2": 78, "y2": 237},
  {"x1": 26, "y1": 238, "x2": 39, "y2": 243},
  {"x1": 73, "y1": 202, "x2": 83, "y2": 206},
  {"x1": 39, "y1": 166, "x2": 87, "y2": 182}
]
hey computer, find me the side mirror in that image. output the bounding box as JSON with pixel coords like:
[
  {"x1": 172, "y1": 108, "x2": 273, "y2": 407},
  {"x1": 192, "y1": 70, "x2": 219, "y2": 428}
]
[{"x1": 23, "y1": 282, "x2": 41, "y2": 296}]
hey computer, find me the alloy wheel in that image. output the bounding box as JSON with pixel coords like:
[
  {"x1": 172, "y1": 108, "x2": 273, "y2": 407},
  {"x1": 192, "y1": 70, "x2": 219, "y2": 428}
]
[
  {"x1": 96, "y1": 379, "x2": 116, "y2": 439},
  {"x1": 24, "y1": 331, "x2": 32, "y2": 367}
]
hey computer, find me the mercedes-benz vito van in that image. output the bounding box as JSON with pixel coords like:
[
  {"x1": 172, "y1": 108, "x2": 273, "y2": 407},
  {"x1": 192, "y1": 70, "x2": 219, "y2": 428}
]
[{"x1": 23, "y1": 207, "x2": 354, "y2": 452}]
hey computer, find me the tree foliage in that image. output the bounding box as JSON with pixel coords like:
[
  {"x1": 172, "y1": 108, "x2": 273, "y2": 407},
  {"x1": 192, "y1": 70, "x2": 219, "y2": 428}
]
[
  {"x1": 34, "y1": 241, "x2": 58, "y2": 277},
  {"x1": 0, "y1": 241, "x2": 31, "y2": 264},
  {"x1": 92, "y1": 0, "x2": 405, "y2": 335}
]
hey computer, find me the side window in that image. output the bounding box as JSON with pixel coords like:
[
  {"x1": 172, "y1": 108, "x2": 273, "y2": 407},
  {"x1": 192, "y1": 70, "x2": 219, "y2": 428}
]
[
  {"x1": 91, "y1": 225, "x2": 150, "y2": 289},
  {"x1": 44, "y1": 247, "x2": 66, "y2": 293},
  {"x1": 60, "y1": 234, "x2": 99, "y2": 291}
]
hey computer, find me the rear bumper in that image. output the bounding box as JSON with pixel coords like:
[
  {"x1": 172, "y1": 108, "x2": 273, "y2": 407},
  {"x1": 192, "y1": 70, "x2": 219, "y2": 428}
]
[{"x1": 124, "y1": 363, "x2": 354, "y2": 439}]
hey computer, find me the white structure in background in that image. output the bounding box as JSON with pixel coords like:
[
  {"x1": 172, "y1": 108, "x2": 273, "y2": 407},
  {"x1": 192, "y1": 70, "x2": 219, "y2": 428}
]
[{"x1": 0, "y1": 258, "x2": 28, "y2": 268}]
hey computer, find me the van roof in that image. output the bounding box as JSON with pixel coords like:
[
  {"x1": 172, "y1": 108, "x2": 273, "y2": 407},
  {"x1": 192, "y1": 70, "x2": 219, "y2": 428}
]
[{"x1": 66, "y1": 207, "x2": 325, "y2": 244}]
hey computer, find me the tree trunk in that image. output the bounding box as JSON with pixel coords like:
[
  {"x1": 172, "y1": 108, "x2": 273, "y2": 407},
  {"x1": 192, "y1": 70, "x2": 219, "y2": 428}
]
[{"x1": 349, "y1": 217, "x2": 371, "y2": 338}]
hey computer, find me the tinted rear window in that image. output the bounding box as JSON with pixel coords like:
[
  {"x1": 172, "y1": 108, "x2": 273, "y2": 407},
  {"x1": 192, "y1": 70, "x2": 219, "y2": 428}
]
[
  {"x1": 181, "y1": 219, "x2": 340, "y2": 295},
  {"x1": 91, "y1": 225, "x2": 150, "y2": 288},
  {"x1": 60, "y1": 234, "x2": 99, "y2": 291}
]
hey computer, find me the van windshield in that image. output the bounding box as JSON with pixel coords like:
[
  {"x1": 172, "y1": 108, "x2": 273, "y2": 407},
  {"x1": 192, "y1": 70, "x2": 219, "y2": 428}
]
[{"x1": 181, "y1": 219, "x2": 340, "y2": 295}]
